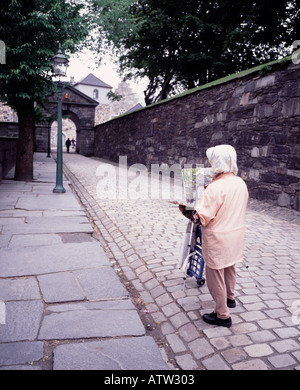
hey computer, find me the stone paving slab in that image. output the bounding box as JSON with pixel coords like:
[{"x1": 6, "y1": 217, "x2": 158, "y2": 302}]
[
  {"x1": 8, "y1": 233, "x2": 63, "y2": 248},
  {"x1": 38, "y1": 300, "x2": 145, "y2": 340},
  {"x1": 2, "y1": 222, "x2": 94, "y2": 235},
  {"x1": 25, "y1": 215, "x2": 90, "y2": 224},
  {"x1": 0, "y1": 242, "x2": 109, "y2": 277},
  {"x1": 0, "y1": 341, "x2": 44, "y2": 367},
  {"x1": 0, "y1": 154, "x2": 169, "y2": 370},
  {"x1": 53, "y1": 336, "x2": 168, "y2": 370},
  {"x1": 0, "y1": 300, "x2": 44, "y2": 342},
  {"x1": 16, "y1": 194, "x2": 81, "y2": 211},
  {"x1": 0, "y1": 278, "x2": 41, "y2": 301},
  {"x1": 37, "y1": 272, "x2": 86, "y2": 303},
  {"x1": 73, "y1": 267, "x2": 129, "y2": 300}
]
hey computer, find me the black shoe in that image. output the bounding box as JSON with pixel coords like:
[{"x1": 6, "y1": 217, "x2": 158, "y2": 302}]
[
  {"x1": 203, "y1": 312, "x2": 232, "y2": 328},
  {"x1": 227, "y1": 298, "x2": 236, "y2": 308}
]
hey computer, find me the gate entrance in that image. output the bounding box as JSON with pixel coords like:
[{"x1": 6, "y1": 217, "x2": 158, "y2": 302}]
[{"x1": 35, "y1": 84, "x2": 98, "y2": 156}]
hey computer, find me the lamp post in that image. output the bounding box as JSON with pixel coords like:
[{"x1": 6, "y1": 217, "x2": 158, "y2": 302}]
[
  {"x1": 51, "y1": 44, "x2": 69, "y2": 193},
  {"x1": 47, "y1": 118, "x2": 51, "y2": 158}
]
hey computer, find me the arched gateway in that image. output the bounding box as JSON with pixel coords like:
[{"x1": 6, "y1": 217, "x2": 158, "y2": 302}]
[{"x1": 35, "y1": 84, "x2": 98, "y2": 156}]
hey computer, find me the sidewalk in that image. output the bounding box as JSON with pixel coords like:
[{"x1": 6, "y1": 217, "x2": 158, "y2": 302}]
[
  {"x1": 62, "y1": 152, "x2": 300, "y2": 370},
  {"x1": 0, "y1": 153, "x2": 169, "y2": 370}
]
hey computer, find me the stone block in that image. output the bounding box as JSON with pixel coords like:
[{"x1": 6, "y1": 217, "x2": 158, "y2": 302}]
[
  {"x1": 251, "y1": 147, "x2": 260, "y2": 157},
  {"x1": 0, "y1": 242, "x2": 110, "y2": 277},
  {"x1": 293, "y1": 190, "x2": 300, "y2": 211},
  {"x1": 15, "y1": 194, "x2": 82, "y2": 211},
  {"x1": 239, "y1": 93, "x2": 251, "y2": 106},
  {"x1": 232, "y1": 359, "x2": 269, "y2": 370},
  {"x1": 9, "y1": 233, "x2": 62, "y2": 248},
  {"x1": 0, "y1": 341, "x2": 44, "y2": 366},
  {"x1": 53, "y1": 337, "x2": 168, "y2": 370},
  {"x1": 166, "y1": 333, "x2": 186, "y2": 353},
  {"x1": 244, "y1": 343, "x2": 273, "y2": 357},
  {"x1": 268, "y1": 354, "x2": 296, "y2": 368},
  {"x1": 38, "y1": 300, "x2": 145, "y2": 340},
  {"x1": 255, "y1": 75, "x2": 275, "y2": 89},
  {"x1": 202, "y1": 355, "x2": 230, "y2": 370},
  {"x1": 73, "y1": 267, "x2": 129, "y2": 300},
  {"x1": 38, "y1": 272, "x2": 85, "y2": 303},
  {"x1": 271, "y1": 339, "x2": 300, "y2": 353},
  {"x1": 254, "y1": 104, "x2": 273, "y2": 118},
  {"x1": 0, "y1": 300, "x2": 43, "y2": 342},
  {"x1": 188, "y1": 338, "x2": 214, "y2": 359},
  {"x1": 0, "y1": 278, "x2": 41, "y2": 301},
  {"x1": 277, "y1": 192, "x2": 291, "y2": 207},
  {"x1": 282, "y1": 99, "x2": 300, "y2": 117}
]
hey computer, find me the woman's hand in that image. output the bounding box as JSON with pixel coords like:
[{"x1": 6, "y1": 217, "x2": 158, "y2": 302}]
[
  {"x1": 178, "y1": 204, "x2": 186, "y2": 213},
  {"x1": 179, "y1": 204, "x2": 201, "y2": 225}
]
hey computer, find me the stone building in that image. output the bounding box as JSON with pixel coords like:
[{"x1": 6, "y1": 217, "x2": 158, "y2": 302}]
[
  {"x1": 0, "y1": 103, "x2": 18, "y2": 123},
  {"x1": 73, "y1": 73, "x2": 112, "y2": 105},
  {"x1": 109, "y1": 82, "x2": 143, "y2": 119},
  {"x1": 73, "y1": 76, "x2": 143, "y2": 124}
]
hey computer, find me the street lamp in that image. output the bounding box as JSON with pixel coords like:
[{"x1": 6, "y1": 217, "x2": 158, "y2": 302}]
[{"x1": 51, "y1": 43, "x2": 69, "y2": 193}]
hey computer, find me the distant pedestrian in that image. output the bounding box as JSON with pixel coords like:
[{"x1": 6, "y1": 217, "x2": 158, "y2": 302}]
[
  {"x1": 71, "y1": 138, "x2": 75, "y2": 149},
  {"x1": 179, "y1": 144, "x2": 249, "y2": 328},
  {"x1": 66, "y1": 138, "x2": 71, "y2": 153}
]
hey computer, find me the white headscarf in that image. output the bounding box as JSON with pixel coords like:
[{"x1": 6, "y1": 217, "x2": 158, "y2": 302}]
[
  {"x1": 206, "y1": 144, "x2": 238, "y2": 176},
  {"x1": 192, "y1": 145, "x2": 237, "y2": 201}
]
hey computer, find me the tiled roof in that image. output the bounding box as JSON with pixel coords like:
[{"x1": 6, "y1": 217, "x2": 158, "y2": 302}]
[
  {"x1": 126, "y1": 103, "x2": 143, "y2": 113},
  {"x1": 74, "y1": 73, "x2": 112, "y2": 89}
]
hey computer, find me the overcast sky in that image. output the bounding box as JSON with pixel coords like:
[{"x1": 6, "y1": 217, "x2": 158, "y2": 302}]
[{"x1": 67, "y1": 48, "x2": 147, "y2": 104}]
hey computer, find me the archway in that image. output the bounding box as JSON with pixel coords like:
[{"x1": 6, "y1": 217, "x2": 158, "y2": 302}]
[
  {"x1": 35, "y1": 84, "x2": 98, "y2": 156},
  {"x1": 51, "y1": 119, "x2": 74, "y2": 151},
  {"x1": 51, "y1": 112, "x2": 79, "y2": 153}
]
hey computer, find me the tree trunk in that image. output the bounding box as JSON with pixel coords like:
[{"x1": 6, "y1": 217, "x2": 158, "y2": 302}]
[{"x1": 14, "y1": 100, "x2": 35, "y2": 181}]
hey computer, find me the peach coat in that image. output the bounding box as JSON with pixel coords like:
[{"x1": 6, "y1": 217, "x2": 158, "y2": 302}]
[{"x1": 195, "y1": 172, "x2": 249, "y2": 270}]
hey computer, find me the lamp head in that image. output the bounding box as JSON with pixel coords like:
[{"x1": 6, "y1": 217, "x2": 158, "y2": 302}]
[{"x1": 51, "y1": 43, "x2": 69, "y2": 77}]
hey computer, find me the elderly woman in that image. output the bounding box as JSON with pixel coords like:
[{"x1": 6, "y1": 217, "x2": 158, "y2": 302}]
[{"x1": 180, "y1": 144, "x2": 249, "y2": 328}]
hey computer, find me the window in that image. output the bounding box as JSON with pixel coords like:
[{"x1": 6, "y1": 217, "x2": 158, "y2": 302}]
[{"x1": 93, "y1": 89, "x2": 99, "y2": 100}]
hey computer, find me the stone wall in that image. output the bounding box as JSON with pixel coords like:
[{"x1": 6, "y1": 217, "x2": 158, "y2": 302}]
[
  {"x1": 0, "y1": 102, "x2": 18, "y2": 122},
  {"x1": 0, "y1": 122, "x2": 18, "y2": 138},
  {"x1": 0, "y1": 136, "x2": 17, "y2": 180},
  {"x1": 94, "y1": 59, "x2": 300, "y2": 211}
]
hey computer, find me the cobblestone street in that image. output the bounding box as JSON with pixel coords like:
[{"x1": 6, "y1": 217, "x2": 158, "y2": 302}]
[{"x1": 63, "y1": 153, "x2": 300, "y2": 370}]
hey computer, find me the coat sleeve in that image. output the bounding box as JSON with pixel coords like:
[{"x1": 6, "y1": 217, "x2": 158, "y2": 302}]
[{"x1": 195, "y1": 183, "x2": 224, "y2": 226}]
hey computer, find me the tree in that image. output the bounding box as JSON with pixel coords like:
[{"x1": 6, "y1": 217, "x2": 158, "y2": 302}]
[
  {"x1": 91, "y1": 0, "x2": 300, "y2": 105},
  {"x1": 0, "y1": 0, "x2": 91, "y2": 181}
]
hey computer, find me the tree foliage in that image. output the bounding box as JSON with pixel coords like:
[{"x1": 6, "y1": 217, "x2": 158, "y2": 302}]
[
  {"x1": 0, "y1": 0, "x2": 91, "y2": 180},
  {"x1": 91, "y1": 0, "x2": 300, "y2": 105}
]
